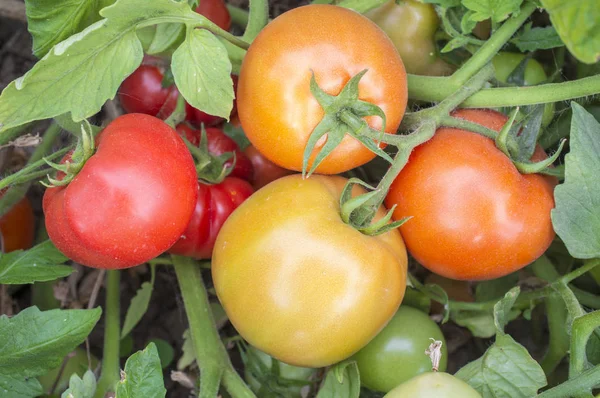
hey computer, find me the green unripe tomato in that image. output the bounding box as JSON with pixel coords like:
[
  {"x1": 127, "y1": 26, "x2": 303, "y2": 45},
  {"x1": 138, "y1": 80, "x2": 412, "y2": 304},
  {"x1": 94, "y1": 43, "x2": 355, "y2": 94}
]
[
  {"x1": 492, "y1": 52, "x2": 555, "y2": 127},
  {"x1": 366, "y1": 0, "x2": 454, "y2": 76},
  {"x1": 384, "y1": 372, "x2": 482, "y2": 398},
  {"x1": 244, "y1": 345, "x2": 317, "y2": 397},
  {"x1": 353, "y1": 306, "x2": 447, "y2": 393}
]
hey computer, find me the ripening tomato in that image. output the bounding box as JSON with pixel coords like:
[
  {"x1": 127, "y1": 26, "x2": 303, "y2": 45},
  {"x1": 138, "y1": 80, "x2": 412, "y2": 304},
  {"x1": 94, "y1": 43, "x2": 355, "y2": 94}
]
[
  {"x1": 118, "y1": 65, "x2": 177, "y2": 116},
  {"x1": 196, "y1": 0, "x2": 231, "y2": 31},
  {"x1": 384, "y1": 372, "x2": 482, "y2": 398},
  {"x1": 0, "y1": 191, "x2": 35, "y2": 253},
  {"x1": 353, "y1": 306, "x2": 447, "y2": 393},
  {"x1": 385, "y1": 109, "x2": 557, "y2": 281},
  {"x1": 238, "y1": 5, "x2": 407, "y2": 174},
  {"x1": 176, "y1": 124, "x2": 253, "y2": 181},
  {"x1": 366, "y1": 0, "x2": 454, "y2": 76},
  {"x1": 169, "y1": 177, "x2": 253, "y2": 259},
  {"x1": 43, "y1": 114, "x2": 197, "y2": 269},
  {"x1": 243, "y1": 145, "x2": 295, "y2": 189},
  {"x1": 213, "y1": 175, "x2": 408, "y2": 367}
]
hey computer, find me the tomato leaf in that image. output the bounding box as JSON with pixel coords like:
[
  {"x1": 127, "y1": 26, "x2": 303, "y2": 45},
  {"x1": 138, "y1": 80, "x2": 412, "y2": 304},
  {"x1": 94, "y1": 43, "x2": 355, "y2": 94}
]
[
  {"x1": 442, "y1": 36, "x2": 471, "y2": 53},
  {"x1": 456, "y1": 333, "x2": 547, "y2": 397},
  {"x1": 451, "y1": 311, "x2": 496, "y2": 338},
  {"x1": 0, "y1": 0, "x2": 201, "y2": 134},
  {"x1": 116, "y1": 343, "x2": 166, "y2": 398},
  {"x1": 25, "y1": 0, "x2": 116, "y2": 58},
  {"x1": 177, "y1": 329, "x2": 195, "y2": 370},
  {"x1": 146, "y1": 338, "x2": 174, "y2": 369},
  {"x1": 552, "y1": 103, "x2": 600, "y2": 259},
  {"x1": 0, "y1": 240, "x2": 72, "y2": 284},
  {"x1": 540, "y1": 0, "x2": 600, "y2": 64},
  {"x1": 0, "y1": 374, "x2": 43, "y2": 398},
  {"x1": 461, "y1": 0, "x2": 523, "y2": 23},
  {"x1": 172, "y1": 28, "x2": 234, "y2": 120},
  {"x1": 493, "y1": 287, "x2": 520, "y2": 334},
  {"x1": 61, "y1": 369, "x2": 97, "y2": 398},
  {"x1": 461, "y1": 10, "x2": 478, "y2": 34},
  {"x1": 0, "y1": 306, "x2": 101, "y2": 379},
  {"x1": 511, "y1": 24, "x2": 564, "y2": 52},
  {"x1": 121, "y1": 265, "x2": 156, "y2": 339},
  {"x1": 147, "y1": 23, "x2": 185, "y2": 55},
  {"x1": 513, "y1": 104, "x2": 545, "y2": 161},
  {"x1": 316, "y1": 360, "x2": 360, "y2": 398}
]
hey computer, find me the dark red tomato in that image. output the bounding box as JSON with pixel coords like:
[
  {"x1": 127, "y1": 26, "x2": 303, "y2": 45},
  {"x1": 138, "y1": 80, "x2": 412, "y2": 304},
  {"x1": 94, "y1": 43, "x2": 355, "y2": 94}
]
[
  {"x1": 196, "y1": 0, "x2": 231, "y2": 31},
  {"x1": 169, "y1": 177, "x2": 253, "y2": 259},
  {"x1": 0, "y1": 191, "x2": 35, "y2": 253},
  {"x1": 188, "y1": 75, "x2": 239, "y2": 126},
  {"x1": 118, "y1": 65, "x2": 177, "y2": 116},
  {"x1": 176, "y1": 124, "x2": 253, "y2": 180},
  {"x1": 244, "y1": 145, "x2": 294, "y2": 189},
  {"x1": 43, "y1": 114, "x2": 198, "y2": 269}
]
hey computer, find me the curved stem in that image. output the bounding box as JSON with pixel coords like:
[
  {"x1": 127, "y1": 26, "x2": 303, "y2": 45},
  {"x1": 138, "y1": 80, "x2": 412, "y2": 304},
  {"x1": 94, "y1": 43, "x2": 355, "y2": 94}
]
[
  {"x1": 570, "y1": 311, "x2": 600, "y2": 382},
  {"x1": 0, "y1": 122, "x2": 62, "y2": 217},
  {"x1": 241, "y1": 0, "x2": 269, "y2": 43},
  {"x1": 408, "y1": 74, "x2": 600, "y2": 107},
  {"x1": 537, "y1": 365, "x2": 600, "y2": 398},
  {"x1": 94, "y1": 270, "x2": 121, "y2": 398},
  {"x1": 0, "y1": 146, "x2": 71, "y2": 191},
  {"x1": 172, "y1": 255, "x2": 255, "y2": 398},
  {"x1": 438, "y1": 116, "x2": 498, "y2": 139},
  {"x1": 450, "y1": 2, "x2": 536, "y2": 85}
]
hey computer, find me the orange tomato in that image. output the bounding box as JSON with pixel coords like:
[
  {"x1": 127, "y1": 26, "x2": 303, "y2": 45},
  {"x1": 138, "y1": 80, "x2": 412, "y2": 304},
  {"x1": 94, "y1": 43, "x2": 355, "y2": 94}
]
[
  {"x1": 0, "y1": 191, "x2": 35, "y2": 252},
  {"x1": 237, "y1": 5, "x2": 407, "y2": 174}
]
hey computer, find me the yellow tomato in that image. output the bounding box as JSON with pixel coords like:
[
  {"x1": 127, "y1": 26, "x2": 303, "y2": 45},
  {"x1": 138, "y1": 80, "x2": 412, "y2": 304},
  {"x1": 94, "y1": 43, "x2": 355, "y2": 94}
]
[{"x1": 212, "y1": 175, "x2": 408, "y2": 367}]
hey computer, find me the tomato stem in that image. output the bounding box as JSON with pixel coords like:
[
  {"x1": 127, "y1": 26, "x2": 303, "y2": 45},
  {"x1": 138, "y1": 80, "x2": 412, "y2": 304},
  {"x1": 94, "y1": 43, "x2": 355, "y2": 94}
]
[
  {"x1": 570, "y1": 310, "x2": 600, "y2": 382},
  {"x1": 536, "y1": 365, "x2": 600, "y2": 398},
  {"x1": 94, "y1": 270, "x2": 121, "y2": 398},
  {"x1": 241, "y1": 0, "x2": 269, "y2": 43},
  {"x1": 172, "y1": 255, "x2": 256, "y2": 398}
]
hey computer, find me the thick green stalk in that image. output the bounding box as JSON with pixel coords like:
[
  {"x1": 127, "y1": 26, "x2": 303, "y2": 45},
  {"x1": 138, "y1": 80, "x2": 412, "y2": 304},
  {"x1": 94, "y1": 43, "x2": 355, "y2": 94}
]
[
  {"x1": 172, "y1": 255, "x2": 255, "y2": 398},
  {"x1": 0, "y1": 122, "x2": 62, "y2": 217},
  {"x1": 242, "y1": 0, "x2": 269, "y2": 43},
  {"x1": 450, "y1": 2, "x2": 536, "y2": 85},
  {"x1": 537, "y1": 365, "x2": 600, "y2": 398},
  {"x1": 94, "y1": 270, "x2": 121, "y2": 398},
  {"x1": 570, "y1": 311, "x2": 600, "y2": 380}
]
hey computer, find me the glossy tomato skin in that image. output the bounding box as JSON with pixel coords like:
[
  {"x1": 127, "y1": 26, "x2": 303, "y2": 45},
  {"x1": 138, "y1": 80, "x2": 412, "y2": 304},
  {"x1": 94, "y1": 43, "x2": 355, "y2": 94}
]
[
  {"x1": 353, "y1": 306, "x2": 447, "y2": 393},
  {"x1": 213, "y1": 174, "x2": 408, "y2": 367},
  {"x1": 243, "y1": 145, "x2": 295, "y2": 189},
  {"x1": 43, "y1": 114, "x2": 198, "y2": 269},
  {"x1": 176, "y1": 124, "x2": 253, "y2": 180},
  {"x1": 0, "y1": 192, "x2": 35, "y2": 253},
  {"x1": 169, "y1": 177, "x2": 253, "y2": 259},
  {"x1": 384, "y1": 372, "x2": 482, "y2": 398},
  {"x1": 238, "y1": 5, "x2": 407, "y2": 174},
  {"x1": 366, "y1": 0, "x2": 453, "y2": 76},
  {"x1": 196, "y1": 0, "x2": 231, "y2": 31},
  {"x1": 119, "y1": 65, "x2": 176, "y2": 116},
  {"x1": 385, "y1": 109, "x2": 557, "y2": 281}
]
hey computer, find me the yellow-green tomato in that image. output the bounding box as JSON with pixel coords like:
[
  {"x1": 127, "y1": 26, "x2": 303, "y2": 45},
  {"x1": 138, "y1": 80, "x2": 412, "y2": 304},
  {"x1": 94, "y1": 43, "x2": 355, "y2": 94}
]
[
  {"x1": 212, "y1": 174, "x2": 408, "y2": 368},
  {"x1": 353, "y1": 306, "x2": 447, "y2": 392},
  {"x1": 492, "y1": 52, "x2": 555, "y2": 126},
  {"x1": 366, "y1": 0, "x2": 454, "y2": 76},
  {"x1": 385, "y1": 372, "x2": 482, "y2": 398},
  {"x1": 244, "y1": 345, "x2": 317, "y2": 397}
]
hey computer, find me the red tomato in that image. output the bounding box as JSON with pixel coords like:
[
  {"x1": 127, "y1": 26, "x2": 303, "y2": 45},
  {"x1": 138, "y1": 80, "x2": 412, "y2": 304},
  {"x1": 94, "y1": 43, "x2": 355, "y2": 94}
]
[
  {"x1": 0, "y1": 191, "x2": 35, "y2": 253},
  {"x1": 118, "y1": 65, "x2": 177, "y2": 116},
  {"x1": 385, "y1": 109, "x2": 557, "y2": 281},
  {"x1": 243, "y1": 145, "x2": 294, "y2": 189},
  {"x1": 169, "y1": 177, "x2": 253, "y2": 259},
  {"x1": 196, "y1": 0, "x2": 231, "y2": 31},
  {"x1": 43, "y1": 114, "x2": 198, "y2": 269},
  {"x1": 176, "y1": 124, "x2": 253, "y2": 181}
]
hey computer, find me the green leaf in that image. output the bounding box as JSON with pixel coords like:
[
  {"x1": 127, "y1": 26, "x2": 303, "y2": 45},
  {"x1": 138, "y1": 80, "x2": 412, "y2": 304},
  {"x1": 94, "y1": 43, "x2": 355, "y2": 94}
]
[
  {"x1": 451, "y1": 311, "x2": 496, "y2": 338},
  {"x1": 511, "y1": 25, "x2": 564, "y2": 52},
  {"x1": 552, "y1": 102, "x2": 600, "y2": 258},
  {"x1": 541, "y1": 0, "x2": 600, "y2": 64},
  {"x1": 442, "y1": 36, "x2": 471, "y2": 53},
  {"x1": 147, "y1": 339, "x2": 174, "y2": 369},
  {"x1": 25, "y1": 0, "x2": 116, "y2": 58},
  {"x1": 0, "y1": 240, "x2": 72, "y2": 284},
  {"x1": 172, "y1": 28, "x2": 234, "y2": 120},
  {"x1": 116, "y1": 343, "x2": 166, "y2": 398},
  {"x1": 456, "y1": 334, "x2": 547, "y2": 397},
  {"x1": 121, "y1": 266, "x2": 156, "y2": 338},
  {"x1": 0, "y1": 0, "x2": 200, "y2": 133},
  {"x1": 461, "y1": 0, "x2": 523, "y2": 23},
  {"x1": 147, "y1": 23, "x2": 185, "y2": 55},
  {"x1": 177, "y1": 329, "x2": 195, "y2": 370},
  {"x1": 61, "y1": 369, "x2": 96, "y2": 398},
  {"x1": 0, "y1": 307, "x2": 102, "y2": 378},
  {"x1": 223, "y1": 123, "x2": 250, "y2": 150},
  {"x1": 493, "y1": 287, "x2": 520, "y2": 333},
  {"x1": 461, "y1": 10, "x2": 478, "y2": 34},
  {"x1": 0, "y1": 374, "x2": 43, "y2": 398},
  {"x1": 315, "y1": 360, "x2": 360, "y2": 398},
  {"x1": 513, "y1": 105, "x2": 544, "y2": 161}
]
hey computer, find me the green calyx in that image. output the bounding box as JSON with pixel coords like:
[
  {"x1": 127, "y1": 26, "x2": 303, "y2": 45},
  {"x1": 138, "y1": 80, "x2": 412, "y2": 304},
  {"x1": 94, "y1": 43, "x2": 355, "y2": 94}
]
[
  {"x1": 302, "y1": 69, "x2": 391, "y2": 177},
  {"x1": 183, "y1": 125, "x2": 235, "y2": 184},
  {"x1": 42, "y1": 121, "x2": 95, "y2": 187}
]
